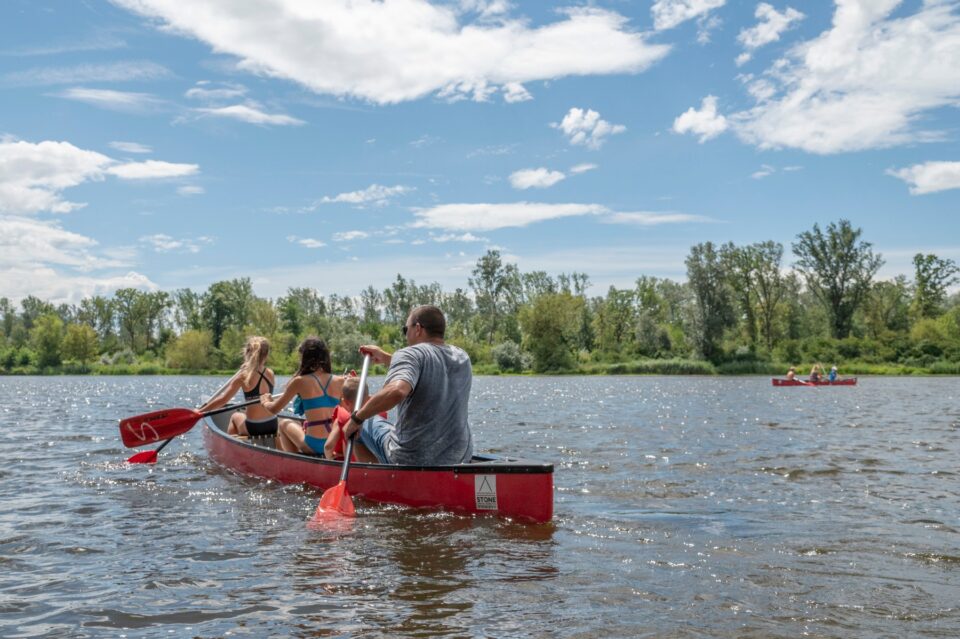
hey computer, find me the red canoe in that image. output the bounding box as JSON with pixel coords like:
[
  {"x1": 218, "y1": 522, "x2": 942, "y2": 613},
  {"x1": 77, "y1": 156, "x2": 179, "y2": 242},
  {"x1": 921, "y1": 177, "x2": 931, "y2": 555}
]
[
  {"x1": 772, "y1": 378, "x2": 858, "y2": 386},
  {"x1": 202, "y1": 410, "x2": 554, "y2": 523}
]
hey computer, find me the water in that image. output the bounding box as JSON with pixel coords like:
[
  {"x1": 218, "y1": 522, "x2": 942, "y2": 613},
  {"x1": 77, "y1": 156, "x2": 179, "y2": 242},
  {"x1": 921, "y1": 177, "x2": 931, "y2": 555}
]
[{"x1": 1, "y1": 375, "x2": 959, "y2": 638}]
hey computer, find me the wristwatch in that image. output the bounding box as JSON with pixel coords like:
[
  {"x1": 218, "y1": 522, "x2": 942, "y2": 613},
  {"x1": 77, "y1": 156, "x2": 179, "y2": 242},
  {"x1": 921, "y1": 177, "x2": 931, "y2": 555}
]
[{"x1": 350, "y1": 410, "x2": 362, "y2": 425}]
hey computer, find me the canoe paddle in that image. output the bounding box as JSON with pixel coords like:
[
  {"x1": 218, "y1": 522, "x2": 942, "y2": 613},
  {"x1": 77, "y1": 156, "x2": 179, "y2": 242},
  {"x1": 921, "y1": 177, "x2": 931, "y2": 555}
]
[
  {"x1": 311, "y1": 354, "x2": 371, "y2": 522},
  {"x1": 120, "y1": 396, "x2": 277, "y2": 463}
]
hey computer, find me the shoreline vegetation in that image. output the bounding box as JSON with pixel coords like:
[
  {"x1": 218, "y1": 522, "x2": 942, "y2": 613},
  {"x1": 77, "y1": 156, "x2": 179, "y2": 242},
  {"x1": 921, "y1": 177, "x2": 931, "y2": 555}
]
[
  {"x1": 3, "y1": 359, "x2": 960, "y2": 377},
  {"x1": 2, "y1": 221, "x2": 958, "y2": 378}
]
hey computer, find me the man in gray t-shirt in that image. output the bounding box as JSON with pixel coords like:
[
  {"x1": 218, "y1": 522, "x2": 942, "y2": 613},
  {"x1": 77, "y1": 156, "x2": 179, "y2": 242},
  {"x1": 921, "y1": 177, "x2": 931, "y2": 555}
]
[{"x1": 343, "y1": 304, "x2": 474, "y2": 466}]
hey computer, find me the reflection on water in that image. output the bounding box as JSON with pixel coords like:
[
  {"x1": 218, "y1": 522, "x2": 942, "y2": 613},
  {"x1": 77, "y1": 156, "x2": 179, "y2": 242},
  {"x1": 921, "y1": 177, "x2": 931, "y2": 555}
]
[{"x1": 0, "y1": 375, "x2": 958, "y2": 637}]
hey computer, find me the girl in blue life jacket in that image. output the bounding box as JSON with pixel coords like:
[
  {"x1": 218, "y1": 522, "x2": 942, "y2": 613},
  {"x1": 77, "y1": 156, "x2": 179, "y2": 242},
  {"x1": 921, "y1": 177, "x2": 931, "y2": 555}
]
[{"x1": 260, "y1": 337, "x2": 344, "y2": 454}]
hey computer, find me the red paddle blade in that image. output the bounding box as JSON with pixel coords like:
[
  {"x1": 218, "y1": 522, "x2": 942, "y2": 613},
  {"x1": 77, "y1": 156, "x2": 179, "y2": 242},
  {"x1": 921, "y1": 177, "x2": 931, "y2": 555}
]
[
  {"x1": 119, "y1": 408, "x2": 201, "y2": 448},
  {"x1": 311, "y1": 481, "x2": 356, "y2": 521},
  {"x1": 126, "y1": 449, "x2": 159, "y2": 464}
]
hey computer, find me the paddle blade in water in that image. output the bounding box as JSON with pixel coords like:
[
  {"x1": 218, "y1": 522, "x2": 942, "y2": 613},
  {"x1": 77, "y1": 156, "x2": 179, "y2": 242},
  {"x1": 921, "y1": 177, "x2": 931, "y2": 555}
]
[
  {"x1": 119, "y1": 408, "x2": 200, "y2": 448},
  {"x1": 311, "y1": 481, "x2": 355, "y2": 522},
  {"x1": 126, "y1": 449, "x2": 159, "y2": 464}
]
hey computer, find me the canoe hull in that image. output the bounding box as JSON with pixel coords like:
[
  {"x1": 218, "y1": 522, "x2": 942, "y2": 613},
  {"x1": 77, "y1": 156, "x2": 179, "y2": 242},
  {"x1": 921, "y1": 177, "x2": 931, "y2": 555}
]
[
  {"x1": 771, "y1": 378, "x2": 858, "y2": 386},
  {"x1": 202, "y1": 415, "x2": 554, "y2": 523}
]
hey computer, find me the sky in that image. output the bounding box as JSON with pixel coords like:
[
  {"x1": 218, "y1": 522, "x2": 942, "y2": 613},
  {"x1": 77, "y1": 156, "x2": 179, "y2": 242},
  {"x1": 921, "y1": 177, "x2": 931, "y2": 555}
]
[{"x1": 1, "y1": 0, "x2": 959, "y2": 305}]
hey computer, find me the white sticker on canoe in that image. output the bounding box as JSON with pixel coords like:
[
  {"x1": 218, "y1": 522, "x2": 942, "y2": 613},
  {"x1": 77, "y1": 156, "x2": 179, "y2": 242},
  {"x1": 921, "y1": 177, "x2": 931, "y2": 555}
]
[{"x1": 475, "y1": 475, "x2": 498, "y2": 510}]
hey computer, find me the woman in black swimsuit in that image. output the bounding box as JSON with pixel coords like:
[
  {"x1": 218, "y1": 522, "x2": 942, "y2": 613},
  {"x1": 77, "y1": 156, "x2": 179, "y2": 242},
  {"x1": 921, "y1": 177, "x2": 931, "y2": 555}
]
[{"x1": 198, "y1": 336, "x2": 278, "y2": 438}]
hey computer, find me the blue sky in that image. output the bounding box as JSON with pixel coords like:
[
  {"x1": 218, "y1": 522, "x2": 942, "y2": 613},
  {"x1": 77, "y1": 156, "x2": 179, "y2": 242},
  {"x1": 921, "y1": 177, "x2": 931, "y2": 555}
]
[{"x1": 2, "y1": 0, "x2": 959, "y2": 304}]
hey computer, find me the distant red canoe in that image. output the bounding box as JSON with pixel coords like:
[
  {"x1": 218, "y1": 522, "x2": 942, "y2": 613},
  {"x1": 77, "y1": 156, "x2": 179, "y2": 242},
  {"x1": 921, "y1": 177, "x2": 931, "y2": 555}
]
[
  {"x1": 202, "y1": 410, "x2": 554, "y2": 523},
  {"x1": 772, "y1": 378, "x2": 858, "y2": 386}
]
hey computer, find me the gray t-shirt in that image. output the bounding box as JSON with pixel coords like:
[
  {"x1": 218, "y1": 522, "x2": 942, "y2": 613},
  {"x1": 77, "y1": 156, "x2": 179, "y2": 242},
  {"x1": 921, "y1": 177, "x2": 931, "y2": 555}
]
[{"x1": 382, "y1": 342, "x2": 473, "y2": 465}]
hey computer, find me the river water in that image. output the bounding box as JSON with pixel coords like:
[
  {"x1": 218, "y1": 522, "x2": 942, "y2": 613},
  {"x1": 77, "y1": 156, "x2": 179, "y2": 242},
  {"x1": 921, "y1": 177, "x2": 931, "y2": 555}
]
[{"x1": 1, "y1": 375, "x2": 959, "y2": 638}]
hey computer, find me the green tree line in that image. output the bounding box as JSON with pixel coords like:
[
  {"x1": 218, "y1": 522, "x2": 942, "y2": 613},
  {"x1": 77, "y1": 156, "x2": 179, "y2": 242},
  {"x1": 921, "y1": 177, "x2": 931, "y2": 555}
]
[{"x1": 2, "y1": 219, "x2": 958, "y2": 376}]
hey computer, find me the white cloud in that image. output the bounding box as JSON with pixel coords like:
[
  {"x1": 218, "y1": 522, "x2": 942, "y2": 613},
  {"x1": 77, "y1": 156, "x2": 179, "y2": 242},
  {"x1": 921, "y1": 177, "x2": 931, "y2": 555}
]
[
  {"x1": 410, "y1": 135, "x2": 440, "y2": 148},
  {"x1": 1, "y1": 216, "x2": 115, "y2": 269},
  {"x1": 553, "y1": 108, "x2": 626, "y2": 149},
  {"x1": 2, "y1": 61, "x2": 170, "y2": 86},
  {"x1": 0, "y1": 266, "x2": 156, "y2": 306},
  {"x1": 109, "y1": 141, "x2": 153, "y2": 154},
  {"x1": 287, "y1": 236, "x2": 326, "y2": 248},
  {"x1": 751, "y1": 164, "x2": 776, "y2": 179},
  {"x1": 736, "y1": 3, "x2": 804, "y2": 65},
  {"x1": 332, "y1": 230, "x2": 370, "y2": 242},
  {"x1": 320, "y1": 184, "x2": 413, "y2": 207},
  {"x1": 430, "y1": 232, "x2": 486, "y2": 243},
  {"x1": 108, "y1": 160, "x2": 199, "y2": 180},
  {"x1": 604, "y1": 211, "x2": 712, "y2": 225},
  {"x1": 673, "y1": 95, "x2": 728, "y2": 142},
  {"x1": 177, "y1": 185, "x2": 205, "y2": 196},
  {"x1": 111, "y1": 1, "x2": 669, "y2": 104},
  {"x1": 509, "y1": 167, "x2": 566, "y2": 190},
  {"x1": 732, "y1": 1, "x2": 960, "y2": 154},
  {"x1": 0, "y1": 139, "x2": 201, "y2": 215},
  {"x1": 2, "y1": 33, "x2": 128, "y2": 57},
  {"x1": 412, "y1": 201, "x2": 713, "y2": 232},
  {"x1": 502, "y1": 82, "x2": 532, "y2": 103},
  {"x1": 184, "y1": 81, "x2": 248, "y2": 101},
  {"x1": 194, "y1": 103, "x2": 304, "y2": 126},
  {"x1": 887, "y1": 161, "x2": 960, "y2": 195},
  {"x1": 652, "y1": 0, "x2": 725, "y2": 31},
  {"x1": 0, "y1": 215, "x2": 156, "y2": 304},
  {"x1": 140, "y1": 233, "x2": 212, "y2": 253},
  {"x1": 467, "y1": 143, "x2": 517, "y2": 158},
  {"x1": 697, "y1": 14, "x2": 722, "y2": 44},
  {"x1": 412, "y1": 202, "x2": 606, "y2": 231},
  {"x1": 56, "y1": 87, "x2": 165, "y2": 113},
  {"x1": 0, "y1": 140, "x2": 112, "y2": 214},
  {"x1": 569, "y1": 163, "x2": 598, "y2": 174}
]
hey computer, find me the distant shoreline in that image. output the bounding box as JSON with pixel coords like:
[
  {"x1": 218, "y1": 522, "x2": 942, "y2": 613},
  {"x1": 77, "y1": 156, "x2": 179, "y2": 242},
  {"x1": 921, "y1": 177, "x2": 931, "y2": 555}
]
[{"x1": 1, "y1": 360, "x2": 957, "y2": 377}]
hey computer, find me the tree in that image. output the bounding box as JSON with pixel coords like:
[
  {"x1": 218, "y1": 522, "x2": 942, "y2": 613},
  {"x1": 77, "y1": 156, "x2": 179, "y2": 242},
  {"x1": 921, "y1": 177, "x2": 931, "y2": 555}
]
[
  {"x1": 0, "y1": 297, "x2": 16, "y2": 338},
  {"x1": 114, "y1": 288, "x2": 154, "y2": 353},
  {"x1": 62, "y1": 324, "x2": 99, "y2": 367},
  {"x1": 519, "y1": 292, "x2": 584, "y2": 372},
  {"x1": 165, "y1": 330, "x2": 213, "y2": 369},
  {"x1": 592, "y1": 287, "x2": 636, "y2": 356},
  {"x1": 750, "y1": 241, "x2": 788, "y2": 351},
  {"x1": 521, "y1": 271, "x2": 556, "y2": 303},
  {"x1": 862, "y1": 276, "x2": 910, "y2": 338},
  {"x1": 792, "y1": 219, "x2": 883, "y2": 339},
  {"x1": 202, "y1": 279, "x2": 254, "y2": 347},
  {"x1": 911, "y1": 253, "x2": 959, "y2": 319},
  {"x1": 77, "y1": 296, "x2": 117, "y2": 349},
  {"x1": 383, "y1": 275, "x2": 415, "y2": 325},
  {"x1": 720, "y1": 243, "x2": 758, "y2": 348},
  {"x1": 491, "y1": 340, "x2": 524, "y2": 372},
  {"x1": 248, "y1": 298, "x2": 280, "y2": 337},
  {"x1": 30, "y1": 314, "x2": 63, "y2": 367},
  {"x1": 359, "y1": 285, "x2": 383, "y2": 325},
  {"x1": 442, "y1": 288, "x2": 475, "y2": 339},
  {"x1": 20, "y1": 295, "x2": 55, "y2": 330},
  {"x1": 685, "y1": 242, "x2": 735, "y2": 360},
  {"x1": 470, "y1": 250, "x2": 521, "y2": 343},
  {"x1": 172, "y1": 289, "x2": 203, "y2": 332}
]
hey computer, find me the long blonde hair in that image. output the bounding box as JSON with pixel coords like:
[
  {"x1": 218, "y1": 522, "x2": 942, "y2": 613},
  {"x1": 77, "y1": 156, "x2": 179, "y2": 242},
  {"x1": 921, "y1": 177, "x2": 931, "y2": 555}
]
[{"x1": 240, "y1": 336, "x2": 270, "y2": 386}]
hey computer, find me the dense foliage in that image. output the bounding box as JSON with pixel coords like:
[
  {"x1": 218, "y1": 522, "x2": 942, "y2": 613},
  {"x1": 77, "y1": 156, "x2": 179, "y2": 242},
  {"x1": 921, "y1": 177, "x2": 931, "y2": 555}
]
[{"x1": 1, "y1": 220, "x2": 958, "y2": 376}]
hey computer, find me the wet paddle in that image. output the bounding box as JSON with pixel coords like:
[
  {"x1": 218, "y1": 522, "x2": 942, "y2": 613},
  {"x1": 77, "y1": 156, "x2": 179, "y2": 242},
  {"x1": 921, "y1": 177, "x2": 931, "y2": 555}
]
[
  {"x1": 126, "y1": 436, "x2": 176, "y2": 464},
  {"x1": 123, "y1": 377, "x2": 235, "y2": 464},
  {"x1": 121, "y1": 395, "x2": 278, "y2": 464},
  {"x1": 311, "y1": 354, "x2": 371, "y2": 522}
]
